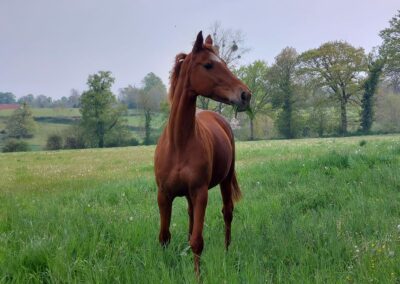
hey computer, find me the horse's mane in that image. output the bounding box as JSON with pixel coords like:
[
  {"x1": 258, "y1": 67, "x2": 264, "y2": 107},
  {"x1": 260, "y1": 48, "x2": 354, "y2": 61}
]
[{"x1": 168, "y1": 53, "x2": 187, "y2": 104}]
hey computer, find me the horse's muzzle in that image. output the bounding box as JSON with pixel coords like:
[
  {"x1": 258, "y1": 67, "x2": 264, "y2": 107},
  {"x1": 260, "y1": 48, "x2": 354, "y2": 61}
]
[{"x1": 236, "y1": 91, "x2": 251, "y2": 112}]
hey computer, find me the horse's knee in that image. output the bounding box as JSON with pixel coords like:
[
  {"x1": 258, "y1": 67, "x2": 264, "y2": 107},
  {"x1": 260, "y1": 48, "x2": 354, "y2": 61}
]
[{"x1": 190, "y1": 235, "x2": 204, "y2": 255}]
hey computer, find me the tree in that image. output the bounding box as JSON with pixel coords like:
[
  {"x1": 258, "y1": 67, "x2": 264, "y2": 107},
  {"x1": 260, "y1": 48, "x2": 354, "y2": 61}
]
[
  {"x1": 380, "y1": 10, "x2": 400, "y2": 93},
  {"x1": 0, "y1": 92, "x2": 16, "y2": 104},
  {"x1": 268, "y1": 47, "x2": 300, "y2": 139},
  {"x1": 360, "y1": 53, "x2": 385, "y2": 133},
  {"x1": 68, "y1": 89, "x2": 81, "y2": 108},
  {"x1": 17, "y1": 94, "x2": 35, "y2": 105},
  {"x1": 53, "y1": 96, "x2": 69, "y2": 108},
  {"x1": 137, "y1": 73, "x2": 167, "y2": 145},
  {"x1": 119, "y1": 85, "x2": 141, "y2": 109},
  {"x1": 6, "y1": 102, "x2": 35, "y2": 138},
  {"x1": 300, "y1": 41, "x2": 366, "y2": 135},
  {"x1": 208, "y1": 21, "x2": 249, "y2": 69},
  {"x1": 235, "y1": 60, "x2": 269, "y2": 140},
  {"x1": 34, "y1": 94, "x2": 52, "y2": 108},
  {"x1": 80, "y1": 71, "x2": 126, "y2": 148},
  {"x1": 302, "y1": 82, "x2": 337, "y2": 137},
  {"x1": 198, "y1": 22, "x2": 249, "y2": 111},
  {"x1": 375, "y1": 91, "x2": 400, "y2": 132}
]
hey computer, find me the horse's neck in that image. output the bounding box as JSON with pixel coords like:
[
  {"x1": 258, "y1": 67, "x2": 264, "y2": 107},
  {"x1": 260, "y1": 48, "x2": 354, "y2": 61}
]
[{"x1": 167, "y1": 78, "x2": 197, "y2": 148}]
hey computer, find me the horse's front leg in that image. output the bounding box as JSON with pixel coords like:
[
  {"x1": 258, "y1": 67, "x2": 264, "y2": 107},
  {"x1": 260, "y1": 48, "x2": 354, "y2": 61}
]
[
  {"x1": 189, "y1": 186, "x2": 208, "y2": 277},
  {"x1": 158, "y1": 189, "x2": 173, "y2": 246},
  {"x1": 186, "y1": 196, "x2": 194, "y2": 241}
]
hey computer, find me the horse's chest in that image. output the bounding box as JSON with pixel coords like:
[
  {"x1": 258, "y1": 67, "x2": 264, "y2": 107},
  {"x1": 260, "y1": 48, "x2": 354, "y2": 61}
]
[{"x1": 155, "y1": 149, "x2": 210, "y2": 193}]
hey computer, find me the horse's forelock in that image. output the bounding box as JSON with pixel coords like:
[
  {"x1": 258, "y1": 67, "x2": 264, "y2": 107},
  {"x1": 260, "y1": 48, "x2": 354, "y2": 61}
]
[{"x1": 169, "y1": 53, "x2": 187, "y2": 104}]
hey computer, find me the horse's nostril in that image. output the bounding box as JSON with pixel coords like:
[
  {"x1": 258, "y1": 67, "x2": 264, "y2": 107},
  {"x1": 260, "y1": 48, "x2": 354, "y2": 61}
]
[{"x1": 241, "y1": 92, "x2": 247, "y2": 101}]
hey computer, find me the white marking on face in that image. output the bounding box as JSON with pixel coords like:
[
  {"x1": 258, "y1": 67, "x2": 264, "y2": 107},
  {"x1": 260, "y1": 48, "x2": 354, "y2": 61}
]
[{"x1": 210, "y1": 53, "x2": 223, "y2": 63}]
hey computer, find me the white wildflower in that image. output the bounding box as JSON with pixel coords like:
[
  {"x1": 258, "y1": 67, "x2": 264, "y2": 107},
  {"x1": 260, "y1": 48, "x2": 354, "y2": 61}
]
[{"x1": 230, "y1": 117, "x2": 240, "y2": 130}]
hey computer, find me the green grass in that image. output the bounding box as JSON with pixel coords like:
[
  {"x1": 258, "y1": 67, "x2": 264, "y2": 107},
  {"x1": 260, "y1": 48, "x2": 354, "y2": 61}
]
[{"x1": 1, "y1": 135, "x2": 400, "y2": 283}]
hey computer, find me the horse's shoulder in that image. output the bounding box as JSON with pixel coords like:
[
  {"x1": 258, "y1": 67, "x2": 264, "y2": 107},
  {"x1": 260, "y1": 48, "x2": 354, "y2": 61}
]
[{"x1": 196, "y1": 110, "x2": 233, "y2": 140}]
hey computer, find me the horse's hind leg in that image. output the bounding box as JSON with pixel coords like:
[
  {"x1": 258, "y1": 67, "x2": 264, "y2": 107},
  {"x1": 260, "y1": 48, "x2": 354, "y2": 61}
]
[
  {"x1": 220, "y1": 178, "x2": 234, "y2": 250},
  {"x1": 158, "y1": 190, "x2": 173, "y2": 246}
]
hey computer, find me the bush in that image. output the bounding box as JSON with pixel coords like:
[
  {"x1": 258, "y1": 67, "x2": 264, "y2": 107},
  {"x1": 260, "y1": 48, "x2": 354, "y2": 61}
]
[
  {"x1": 2, "y1": 139, "x2": 29, "y2": 152},
  {"x1": 359, "y1": 140, "x2": 367, "y2": 147},
  {"x1": 104, "y1": 126, "x2": 140, "y2": 147},
  {"x1": 128, "y1": 137, "x2": 140, "y2": 146},
  {"x1": 46, "y1": 134, "x2": 63, "y2": 150},
  {"x1": 63, "y1": 125, "x2": 86, "y2": 149},
  {"x1": 142, "y1": 136, "x2": 158, "y2": 145}
]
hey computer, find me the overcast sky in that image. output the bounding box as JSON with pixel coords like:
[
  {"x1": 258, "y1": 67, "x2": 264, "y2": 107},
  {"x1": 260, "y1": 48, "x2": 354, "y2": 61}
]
[{"x1": 0, "y1": 0, "x2": 399, "y2": 99}]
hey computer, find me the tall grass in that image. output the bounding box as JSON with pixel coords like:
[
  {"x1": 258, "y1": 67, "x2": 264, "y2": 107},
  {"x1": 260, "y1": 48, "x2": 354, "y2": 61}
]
[{"x1": 0, "y1": 135, "x2": 399, "y2": 283}]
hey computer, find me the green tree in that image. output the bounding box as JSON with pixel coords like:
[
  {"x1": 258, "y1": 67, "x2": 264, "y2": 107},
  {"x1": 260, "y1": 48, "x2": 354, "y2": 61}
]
[
  {"x1": 6, "y1": 102, "x2": 35, "y2": 138},
  {"x1": 80, "y1": 71, "x2": 126, "y2": 148},
  {"x1": 303, "y1": 84, "x2": 336, "y2": 137},
  {"x1": 0, "y1": 92, "x2": 16, "y2": 104},
  {"x1": 268, "y1": 47, "x2": 299, "y2": 139},
  {"x1": 137, "y1": 73, "x2": 166, "y2": 145},
  {"x1": 34, "y1": 95, "x2": 52, "y2": 108},
  {"x1": 380, "y1": 10, "x2": 400, "y2": 92},
  {"x1": 360, "y1": 53, "x2": 385, "y2": 133},
  {"x1": 375, "y1": 92, "x2": 400, "y2": 132},
  {"x1": 68, "y1": 89, "x2": 81, "y2": 108},
  {"x1": 236, "y1": 60, "x2": 269, "y2": 140},
  {"x1": 119, "y1": 85, "x2": 141, "y2": 109},
  {"x1": 300, "y1": 41, "x2": 366, "y2": 135},
  {"x1": 17, "y1": 94, "x2": 35, "y2": 105}
]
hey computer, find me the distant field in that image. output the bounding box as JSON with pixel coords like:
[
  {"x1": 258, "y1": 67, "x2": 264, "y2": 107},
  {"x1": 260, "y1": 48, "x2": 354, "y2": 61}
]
[
  {"x1": 0, "y1": 108, "x2": 81, "y2": 117},
  {"x1": 1, "y1": 135, "x2": 399, "y2": 283},
  {"x1": 0, "y1": 108, "x2": 163, "y2": 150}
]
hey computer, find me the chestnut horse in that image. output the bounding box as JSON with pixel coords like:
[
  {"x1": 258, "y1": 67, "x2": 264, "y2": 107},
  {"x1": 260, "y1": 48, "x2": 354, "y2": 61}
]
[{"x1": 154, "y1": 31, "x2": 251, "y2": 275}]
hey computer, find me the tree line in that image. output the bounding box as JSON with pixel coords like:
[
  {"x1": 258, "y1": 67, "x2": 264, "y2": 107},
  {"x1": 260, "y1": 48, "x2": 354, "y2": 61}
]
[
  {"x1": 1, "y1": 11, "x2": 399, "y2": 151},
  {"x1": 0, "y1": 91, "x2": 81, "y2": 108},
  {"x1": 206, "y1": 11, "x2": 400, "y2": 139},
  {"x1": 1, "y1": 71, "x2": 167, "y2": 152}
]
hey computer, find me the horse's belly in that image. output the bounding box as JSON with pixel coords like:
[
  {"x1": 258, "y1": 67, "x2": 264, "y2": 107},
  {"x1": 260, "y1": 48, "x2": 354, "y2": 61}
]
[
  {"x1": 208, "y1": 144, "x2": 232, "y2": 188},
  {"x1": 155, "y1": 113, "x2": 234, "y2": 194}
]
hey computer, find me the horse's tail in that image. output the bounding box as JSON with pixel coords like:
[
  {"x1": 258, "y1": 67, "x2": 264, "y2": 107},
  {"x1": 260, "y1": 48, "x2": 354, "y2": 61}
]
[{"x1": 231, "y1": 170, "x2": 242, "y2": 203}]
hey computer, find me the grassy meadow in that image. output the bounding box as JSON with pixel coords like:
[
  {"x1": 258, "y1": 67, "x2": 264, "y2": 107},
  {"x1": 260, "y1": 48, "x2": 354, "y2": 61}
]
[
  {"x1": 0, "y1": 108, "x2": 163, "y2": 150},
  {"x1": 1, "y1": 135, "x2": 400, "y2": 283}
]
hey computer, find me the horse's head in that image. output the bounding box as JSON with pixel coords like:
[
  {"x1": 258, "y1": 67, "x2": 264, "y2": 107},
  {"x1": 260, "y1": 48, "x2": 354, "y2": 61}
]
[{"x1": 188, "y1": 31, "x2": 251, "y2": 111}]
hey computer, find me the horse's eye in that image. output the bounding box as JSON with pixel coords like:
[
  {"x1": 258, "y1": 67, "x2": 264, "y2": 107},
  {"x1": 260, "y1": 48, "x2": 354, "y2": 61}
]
[{"x1": 203, "y1": 63, "x2": 213, "y2": 70}]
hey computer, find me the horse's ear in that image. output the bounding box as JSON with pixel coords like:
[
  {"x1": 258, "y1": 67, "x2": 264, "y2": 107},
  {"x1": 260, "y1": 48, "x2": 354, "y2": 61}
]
[
  {"x1": 205, "y1": 35, "x2": 213, "y2": 48},
  {"x1": 192, "y1": 31, "x2": 203, "y2": 53}
]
